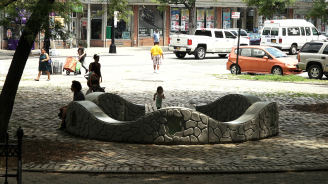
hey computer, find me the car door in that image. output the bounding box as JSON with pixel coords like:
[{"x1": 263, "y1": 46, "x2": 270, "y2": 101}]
[
  {"x1": 305, "y1": 27, "x2": 312, "y2": 42},
  {"x1": 251, "y1": 48, "x2": 270, "y2": 72},
  {"x1": 224, "y1": 31, "x2": 236, "y2": 52},
  {"x1": 311, "y1": 27, "x2": 321, "y2": 41},
  {"x1": 320, "y1": 44, "x2": 328, "y2": 72},
  {"x1": 238, "y1": 48, "x2": 252, "y2": 71},
  {"x1": 214, "y1": 31, "x2": 224, "y2": 52}
]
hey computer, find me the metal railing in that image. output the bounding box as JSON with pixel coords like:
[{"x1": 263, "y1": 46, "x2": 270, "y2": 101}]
[{"x1": 0, "y1": 127, "x2": 24, "y2": 184}]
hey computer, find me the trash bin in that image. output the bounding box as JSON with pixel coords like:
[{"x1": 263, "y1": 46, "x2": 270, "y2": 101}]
[
  {"x1": 52, "y1": 60, "x2": 63, "y2": 75},
  {"x1": 106, "y1": 26, "x2": 111, "y2": 39}
]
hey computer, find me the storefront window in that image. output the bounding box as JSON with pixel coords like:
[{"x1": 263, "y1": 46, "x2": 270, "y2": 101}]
[
  {"x1": 222, "y1": 8, "x2": 232, "y2": 29},
  {"x1": 294, "y1": 9, "x2": 315, "y2": 25},
  {"x1": 139, "y1": 5, "x2": 163, "y2": 37},
  {"x1": 171, "y1": 7, "x2": 214, "y2": 34},
  {"x1": 91, "y1": 4, "x2": 102, "y2": 40}
]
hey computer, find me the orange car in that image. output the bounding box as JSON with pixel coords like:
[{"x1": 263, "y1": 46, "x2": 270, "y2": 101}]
[{"x1": 226, "y1": 46, "x2": 302, "y2": 75}]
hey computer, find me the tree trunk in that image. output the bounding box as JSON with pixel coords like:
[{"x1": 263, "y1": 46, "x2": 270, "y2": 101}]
[
  {"x1": 188, "y1": 3, "x2": 196, "y2": 35},
  {"x1": 0, "y1": 0, "x2": 55, "y2": 143}
]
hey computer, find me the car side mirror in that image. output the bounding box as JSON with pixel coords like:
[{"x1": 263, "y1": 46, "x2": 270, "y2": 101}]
[{"x1": 263, "y1": 56, "x2": 268, "y2": 59}]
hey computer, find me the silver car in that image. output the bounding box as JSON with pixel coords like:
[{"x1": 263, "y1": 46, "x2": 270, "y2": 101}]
[{"x1": 298, "y1": 41, "x2": 328, "y2": 79}]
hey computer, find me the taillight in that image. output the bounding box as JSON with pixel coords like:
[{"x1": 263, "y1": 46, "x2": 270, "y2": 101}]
[
  {"x1": 247, "y1": 37, "x2": 250, "y2": 39},
  {"x1": 169, "y1": 38, "x2": 171, "y2": 44},
  {"x1": 260, "y1": 38, "x2": 261, "y2": 42},
  {"x1": 187, "y1": 39, "x2": 192, "y2": 45},
  {"x1": 298, "y1": 51, "x2": 300, "y2": 62},
  {"x1": 279, "y1": 38, "x2": 282, "y2": 43}
]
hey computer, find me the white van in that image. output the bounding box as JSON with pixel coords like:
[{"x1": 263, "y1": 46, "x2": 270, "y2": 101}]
[{"x1": 260, "y1": 19, "x2": 326, "y2": 55}]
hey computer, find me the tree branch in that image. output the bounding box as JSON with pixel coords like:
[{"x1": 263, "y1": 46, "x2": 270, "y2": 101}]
[{"x1": 0, "y1": 0, "x2": 18, "y2": 8}]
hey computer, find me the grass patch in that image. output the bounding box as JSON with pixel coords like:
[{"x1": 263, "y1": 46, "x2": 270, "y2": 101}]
[{"x1": 213, "y1": 74, "x2": 328, "y2": 84}]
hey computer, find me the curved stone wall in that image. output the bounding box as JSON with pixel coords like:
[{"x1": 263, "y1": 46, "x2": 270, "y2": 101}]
[
  {"x1": 196, "y1": 94, "x2": 261, "y2": 122},
  {"x1": 85, "y1": 92, "x2": 145, "y2": 121},
  {"x1": 65, "y1": 94, "x2": 279, "y2": 144}
]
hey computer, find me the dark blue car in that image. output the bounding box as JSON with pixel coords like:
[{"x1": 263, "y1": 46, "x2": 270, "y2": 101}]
[{"x1": 248, "y1": 33, "x2": 261, "y2": 45}]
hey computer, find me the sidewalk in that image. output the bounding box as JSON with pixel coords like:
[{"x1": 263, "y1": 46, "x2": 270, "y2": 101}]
[{"x1": 0, "y1": 46, "x2": 171, "y2": 60}]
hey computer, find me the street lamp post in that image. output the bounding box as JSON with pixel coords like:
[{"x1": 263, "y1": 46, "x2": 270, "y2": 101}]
[
  {"x1": 109, "y1": 17, "x2": 116, "y2": 53},
  {"x1": 109, "y1": 10, "x2": 116, "y2": 53}
]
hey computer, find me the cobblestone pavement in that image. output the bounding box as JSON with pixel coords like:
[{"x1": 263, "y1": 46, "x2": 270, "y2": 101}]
[
  {"x1": 1, "y1": 48, "x2": 328, "y2": 174},
  {"x1": 2, "y1": 171, "x2": 328, "y2": 184}
]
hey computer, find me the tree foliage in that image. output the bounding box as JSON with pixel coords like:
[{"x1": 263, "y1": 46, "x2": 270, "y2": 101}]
[
  {"x1": 0, "y1": 0, "x2": 82, "y2": 43},
  {"x1": 307, "y1": 0, "x2": 328, "y2": 24},
  {"x1": 243, "y1": 0, "x2": 295, "y2": 18}
]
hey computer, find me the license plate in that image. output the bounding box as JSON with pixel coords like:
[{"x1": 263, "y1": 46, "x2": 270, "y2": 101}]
[
  {"x1": 271, "y1": 39, "x2": 276, "y2": 43},
  {"x1": 176, "y1": 47, "x2": 180, "y2": 50}
]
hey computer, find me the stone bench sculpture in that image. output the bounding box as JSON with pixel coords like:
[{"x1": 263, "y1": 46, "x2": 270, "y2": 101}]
[{"x1": 65, "y1": 93, "x2": 279, "y2": 144}]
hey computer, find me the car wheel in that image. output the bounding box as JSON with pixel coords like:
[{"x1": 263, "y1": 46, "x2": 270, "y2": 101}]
[
  {"x1": 289, "y1": 44, "x2": 297, "y2": 55},
  {"x1": 230, "y1": 64, "x2": 241, "y2": 74},
  {"x1": 195, "y1": 47, "x2": 206, "y2": 59},
  {"x1": 308, "y1": 65, "x2": 323, "y2": 79},
  {"x1": 271, "y1": 66, "x2": 283, "y2": 75},
  {"x1": 175, "y1": 52, "x2": 186, "y2": 58},
  {"x1": 66, "y1": 70, "x2": 70, "y2": 75},
  {"x1": 219, "y1": 54, "x2": 226, "y2": 58}
]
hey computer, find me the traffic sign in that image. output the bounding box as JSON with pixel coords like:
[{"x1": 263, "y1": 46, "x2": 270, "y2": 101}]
[{"x1": 232, "y1": 12, "x2": 240, "y2": 19}]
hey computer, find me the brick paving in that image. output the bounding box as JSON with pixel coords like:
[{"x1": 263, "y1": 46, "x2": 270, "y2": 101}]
[{"x1": 1, "y1": 47, "x2": 328, "y2": 176}]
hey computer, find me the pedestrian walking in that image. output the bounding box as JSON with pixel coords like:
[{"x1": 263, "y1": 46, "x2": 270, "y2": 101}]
[
  {"x1": 153, "y1": 29, "x2": 160, "y2": 45},
  {"x1": 150, "y1": 42, "x2": 164, "y2": 73},
  {"x1": 89, "y1": 54, "x2": 102, "y2": 82},
  {"x1": 77, "y1": 44, "x2": 88, "y2": 74},
  {"x1": 34, "y1": 48, "x2": 51, "y2": 81},
  {"x1": 153, "y1": 86, "x2": 165, "y2": 109}
]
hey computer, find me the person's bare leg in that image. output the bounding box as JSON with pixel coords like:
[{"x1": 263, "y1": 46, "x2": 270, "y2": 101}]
[
  {"x1": 153, "y1": 65, "x2": 156, "y2": 70},
  {"x1": 157, "y1": 65, "x2": 160, "y2": 70},
  {"x1": 46, "y1": 71, "x2": 50, "y2": 80},
  {"x1": 61, "y1": 107, "x2": 67, "y2": 126},
  {"x1": 37, "y1": 71, "x2": 41, "y2": 80}
]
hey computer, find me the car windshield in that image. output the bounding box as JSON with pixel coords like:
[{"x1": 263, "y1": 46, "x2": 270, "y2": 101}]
[
  {"x1": 265, "y1": 48, "x2": 288, "y2": 58},
  {"x1": 249, "y1": 34, "x2": 260, "y2": 39},
  {"x1": 230, "y1": 30, "x2": 247, "y2": 36}
]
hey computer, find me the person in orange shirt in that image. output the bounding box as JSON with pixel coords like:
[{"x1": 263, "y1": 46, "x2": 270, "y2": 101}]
[{"x1": 150, "y1": 42, "x2": 164, "y2": 73}]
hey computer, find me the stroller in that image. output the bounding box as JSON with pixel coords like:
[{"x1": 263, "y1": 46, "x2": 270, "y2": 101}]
[{"x1": 63, "y1": 57, "x2": 81, "y2": 75}]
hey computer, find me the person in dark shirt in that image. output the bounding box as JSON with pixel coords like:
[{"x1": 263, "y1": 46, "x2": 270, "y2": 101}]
[
  {"x1": 58, "y1": 80, "x2": 85, "y2": 130},
  {"x1": 89, "y1": 54, "x2": 102, "y2": 82},
  {"x1": 77, "y1": 44, "x2": 88, "y2": 74},
  {"x1": 86, "y1": 73, "x2": 105, "y2": 95}
]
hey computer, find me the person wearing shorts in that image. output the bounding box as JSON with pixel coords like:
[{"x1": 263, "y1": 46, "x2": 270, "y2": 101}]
[{"x1": 150, "y1": 42, "x2": 164, "y2": 73}]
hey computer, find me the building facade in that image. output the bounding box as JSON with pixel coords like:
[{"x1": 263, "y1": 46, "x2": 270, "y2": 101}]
[{"x1": 0, "y1": 0, "x2": 319, "y2": 49}]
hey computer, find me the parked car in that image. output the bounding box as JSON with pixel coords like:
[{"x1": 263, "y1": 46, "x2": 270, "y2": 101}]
[
  {"x1": 226, "y1": 28, "x2": 249, "y2": 39},
  {"x1": 226, "y1": 46, "x2": 302, "y2": 75},
  {"x1": 298, "y1": 41, "x2": 328, "y2": 79},
  {"x1": 248, "y1": 33, "x2": 261, "y2": 45},
  {"x1": 168, "y1": 28, "x2": 250, "y2": 59},
  {"x1": 260, "y1": 19, "x2": 326, "y2": 55}
]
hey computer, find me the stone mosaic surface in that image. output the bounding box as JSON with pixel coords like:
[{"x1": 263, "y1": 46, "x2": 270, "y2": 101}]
[{"x1": 66, "y1": 94, "x2": 279, "y2": 144}]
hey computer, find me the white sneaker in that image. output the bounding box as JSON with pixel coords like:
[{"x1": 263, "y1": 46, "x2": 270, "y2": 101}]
[
  {"x1": 154, "y1": 70, "x2": 156, "y2": 73},
  {"x1": 156, "y1": 70, "x2": 160, "y2": 74}
]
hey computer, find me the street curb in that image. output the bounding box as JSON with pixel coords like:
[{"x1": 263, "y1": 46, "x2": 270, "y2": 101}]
[{"x1": 19, "y1": 166, "x2": 328, "y2": 174}]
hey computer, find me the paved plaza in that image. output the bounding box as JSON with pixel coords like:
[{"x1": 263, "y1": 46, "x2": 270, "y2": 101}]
[{"x1": 1, "y1": 47, "x2": 328, "y2": 182}]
